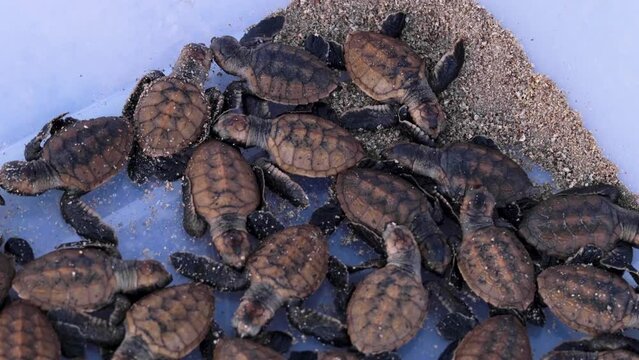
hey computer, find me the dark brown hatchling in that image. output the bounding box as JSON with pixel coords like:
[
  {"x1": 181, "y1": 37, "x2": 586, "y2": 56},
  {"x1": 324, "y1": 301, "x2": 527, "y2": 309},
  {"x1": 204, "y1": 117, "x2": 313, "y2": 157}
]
[
  {"x1": 0, "y1": 300, "x2": 61, "y2": 360},
  {"x1": 12, "y1": 248, "x2": 171, "y2": 323},
  {"x1": 542, "y1": 334, "x2": 639, "y2": 360},
  {"x1": 457, "y1": 187, "x2": 536, "y2": 311},
  {"x1": 171, "y1": 224, "x2": 328, "y2": 337},
  {"x1": 383, "y1": 139, "x2": 534, "y2": 207},
  {"x1": 0, "y1": 115, "x2": 133, "y2": 244},
  {"x1": 211, "y1": 15, "x2": 339, "y2": 106},
  {"x1": 335, "y1": 168, "x2": 451, "y2": 273},
  {"x1": 123, "y1": 43, "x2": 224, "y2": 183},
  {"x1": 111, "y1": 283, "x2": 215, "y2": 359},
  {"x1": 307, "y1": 12, "x2": 464, "y2": 143},
  {"x1": 538, "y1": 264, "x2": 639, "y2": 335},
  {"x1": 213, "y1": 112, "x2": 365, "y2": 178},
  {"x1": 213, "y1": 338, "x2": 285, "y2": 360},
  {"x1": 450, "y1": 315, "x2": 532, "y2": 360},
  {"x1": 519, "y1": 186, "x2": 639, "y2": 259},
  {"x1": 346, "y1": 223, "x2": 428, "y2": 355}
]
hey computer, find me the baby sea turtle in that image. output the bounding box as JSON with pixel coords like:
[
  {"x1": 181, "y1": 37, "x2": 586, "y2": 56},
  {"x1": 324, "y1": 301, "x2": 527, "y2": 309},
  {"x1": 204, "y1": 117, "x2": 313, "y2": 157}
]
[
  {"x1": 347, "y1": 224, "x2": 428, "y2": 355},
  {"x1": 538, "y1": 264, "x2": 639, "y2": 334},
  {"x1": 211, "y1": 15, "x2": 339, "y2": 106},
  {"x1": 519, "y1": 185, "x2": 639, "y2": 259},
  {"x1": 383, "y1": 138, "x2": 534, "y2": 208},
  {"x1": 308, "y1": 12, "x2": 464, "y2": 143},
  {"x1": 172, "y1": 224, "x2": 328, "y2": 337},
  {"x1": 123, "y1": 43, "x2": 224, "y2": 183},
  {"x1": 213, "y1": 112, "x2": 365, "y2": 178},
  {"x1": 334, "y1": 168, "x2": 451, "y2": 274},
  {"x1": 111, "y1": 283, "x2": 215, "y2": 359},
  {"x1": 290, "y1": 351, "x2": 363, "y2": 360},
  {"x1": 0, "y1": 115, "x2": 133, "y2": 244},
  {"x1": 457, "y1": 187, "x2": 536, "y2": 311},
  {"x1": 0, "y1": 237, "x2": 34, "y2": 306},
  {"x1": 440, "y1": 315, "x2": 532, "y2": 360},
  {"x1": 212, "y1": 338, "x2": 285, "y2": 360},
  {"x1": 12, "y1": 248, "x2": 171, "y2": 326},
  {"x1": 542, "y1": 334, "x2": 639, "y2": 360},
  {"x1": 0, "y1": 300, "x2": 61, "y2": 360}
]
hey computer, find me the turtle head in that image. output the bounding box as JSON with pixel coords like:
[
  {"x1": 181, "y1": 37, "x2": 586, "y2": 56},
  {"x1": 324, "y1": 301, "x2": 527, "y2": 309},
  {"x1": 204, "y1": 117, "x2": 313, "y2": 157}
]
[
  {"x1": 406, "y1": 98, "x2": 446, "y2": 141},
  {"x1": 131, "y1": 259, "x2": 172, "y2": 293},
  {"x1": 460, "y1": 186, "x2": 496, "y2": 231},
  {"x1": 232, "y1": 284, "x2": 279, "y2": 337},
  {"x1": 0, "y1": 160, "x2": 60, "y2": 196},
  {"x1": 210, "y1": 36, "x2": 250, "y2": 77},
  {"x1": 213, "y1": 229, "x2": 254, "y2": 269},
  {"x1": 173, "y1": 43, "x2": 213, "y2": 86},
  {"x1": 382, "y1": 143, "x2": 447, "y2": 186},
  {"x1": 213, "y1": 112, "x2": 251, "y2": 146},
  {"x1": 382, "y1": 223, "x2": 421, "y2": 275}
]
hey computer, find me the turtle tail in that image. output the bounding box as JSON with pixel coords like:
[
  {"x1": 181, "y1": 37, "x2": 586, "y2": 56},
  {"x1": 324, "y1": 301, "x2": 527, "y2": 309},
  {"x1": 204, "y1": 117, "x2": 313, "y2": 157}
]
[{"x1": 0, "y1": 159, "x2": 60, "y2": 195}]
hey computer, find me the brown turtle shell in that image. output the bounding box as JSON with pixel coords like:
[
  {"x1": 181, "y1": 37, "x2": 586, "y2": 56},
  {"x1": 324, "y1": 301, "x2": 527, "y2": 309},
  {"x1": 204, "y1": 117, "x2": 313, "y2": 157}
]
[
  {"x1": 519, "y1": 194, "x2": 638, "y2": 258},
  {"x1": 336, "y1": 168, "x2": 433, "y2": 234},
  {"x1": 0, "y1": 300, "x2": 61, "y2": 360},
  {"x1": 264, "y1": 114, "x2": 365, "y2": 177},
  {"x1": 134, "y1": 76, "x2": 209, "y2": 157},
  {"x1": 347, "y1": 265, "x2": 428, "y2": 355},
  {"x1": 453, "y1": 315, "x2": 532, "y2": 360},
  {"x1": 318, "y1": 351, "x2": 361, "y2": 360},
  {"x1": 248, "y1": 224, "x2": 328, "y2": 300},
  {"x1": 120, "y1": 283, "x2": 214, "y2": 359},
  {"x1": 186, "y1": 140, "x2": 260, "y2": 222},
  {"x1": 0, "y1": 253, "x2": 15, "y2": 304},
  {"x1": 42, "y1": 116, "x2": 133, "y2": 192},
  {"x1": 344, "y1": 31, "x2": 424, "y2": 102},
  {"x1": 12, "y1": 248, "x2": 120, "y2": 311},
  {"x1": 245, "y1": 42, "x2": 339, "y2": 105},
  {"x1": 542, "y1": 349, "x2": 639, "y2": 360},
  {"x1": 458, "y1": 226, "x2": 536, "y2": 311},
  {"x1": 213, "y1": 338, "x2": 285, "y2": 360},
  {"x1": 538, "y1": 264, "x2": 638, "y2": 335},
  {"x1": 439, "y1": 143, "x2": 533, "y2": 205}
]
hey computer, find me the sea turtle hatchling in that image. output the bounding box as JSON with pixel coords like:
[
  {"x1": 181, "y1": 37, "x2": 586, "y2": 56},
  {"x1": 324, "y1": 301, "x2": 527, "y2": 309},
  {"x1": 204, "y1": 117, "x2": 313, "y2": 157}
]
[
  {"x1": 307, "y1": 12, "x2": 464, "y2": 143},
  {"x1": 542, "y1": 334, "x2": 639, "y2": 360},
  {"x1": 383, "y1": 138, "x2": 535, "y2": 209},
  {"x1": 111, "y1": 283, "x2": 215, "y2": 360},
  {"x1": 183, "y1": 139, "x2": 309, "y2": 269},
  {"x1": 0, "y1": 300, "x2": 61, "y2": 360},
  {"x1": 171, "y1": 224, "x2": 328, "y2": 337},
  {"x1": 290, "y1": 351, "x2": 363, "y2": 360},
  {"x1": 538, "y1": 264, "x2": 639, "y2": 335},
  {"x1": 439, "y1": 314, "x2": 532, "y2": 360},
  {"x1": 0, "y1": 115, "x2": 134, "y2": 244},
  {"x1": 211, "y1": 15, "x2": 340, "y2": 106},
  {"x1": 212, "y1": 338, "x2": 285, "y2": 360},
  {"x1": 123, "y1": 43, "x2": 224, "y2": 183},
  {"x1": 331, "y1": 168, "x2": 452, "y2": 274},
  {"x1": 213, "y1": 111, "x2": 365, "y2": 178},
  {"x1": 519, "y1": 185, "x2": 639, "y2": 259},
  {"x1": 12, "y1": 247, "x2": 171, "y2": 328},
  {"x1": 457, "y1": 186, "x2": 536, "y2": 312}
]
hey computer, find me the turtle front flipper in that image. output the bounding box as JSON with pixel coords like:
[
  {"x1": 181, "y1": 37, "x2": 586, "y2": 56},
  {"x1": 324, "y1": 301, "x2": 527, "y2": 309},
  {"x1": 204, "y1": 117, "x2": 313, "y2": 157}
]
[
  {"x1": 205, "y1": 86, "x2": 225, "y2": 126},
  {"x1": 254, "y1": 158, "x2": 309, "y2": 208},
  {"x1": 4, "y1": 237, "x2": 34, "y2": 265},
  {"x1": 109, "y1": 294, "x2": 132, "y2": 326},
  {"x1": 310, "y1": 200, "x2": 346, "y2": 235},
  {"x1": 60, "y1": 191, "x2": 118, "y2": 245},
  {"x1": 380, "y1": 12, "x2": 407, "y2": 38},
  {"x1": 247, "y1": 210, "x2": 284, "y2": 241},
  {"x1": 556, "y1": 183, "x2": 621, "y2": 202},
  {"x1": 304, "y1": 34, "x2": 346, "y2": 70},
  {"x1": 48, "y1": 308, "x2": 125, "y2": 358},
  {"x1": 427, "y1": 279, "x2": 478, "y2": 341},
  {"x1": 429, "y1": 38, "x2": 465, "y2": 94},
  {"x1": 286, "y1": 300, "x2": 351, "y2": 347},
  {"x1": 182, "y1": 176, "x2": 208, "y2": 237},
  {"x1": 170, "y1": 252, "x2": 249, "y2": 291},
  {"x1": 240, "y1": 14, "x2": 285, "y2": 47},
  {"x1": 339, "y1": 104, "x2": 400, "y2": 130},
  {"x1": 410, "y1": 212, "x2": 452, "y2": 274},
  {"x1": 24, "y1": 113, "x2": 77, "y2": 161},
  {"x1": 122, "y1": 70, "x2": 165, "y2": 119},
  {"x1": 126, "y1": 143, "x2": 156, "y2": 184}
]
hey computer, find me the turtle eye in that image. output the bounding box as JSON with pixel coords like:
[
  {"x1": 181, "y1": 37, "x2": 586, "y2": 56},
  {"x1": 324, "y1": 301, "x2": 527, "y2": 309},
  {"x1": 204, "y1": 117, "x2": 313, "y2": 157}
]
[{"x1": 473, "y1": 192, "x2": 486, "y2": 208}]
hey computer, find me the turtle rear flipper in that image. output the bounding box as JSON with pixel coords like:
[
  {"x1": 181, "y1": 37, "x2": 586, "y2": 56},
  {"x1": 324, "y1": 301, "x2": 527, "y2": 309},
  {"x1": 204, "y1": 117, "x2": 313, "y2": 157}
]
[
  {"x1": 24, "y1": 113, "x2": 77, "y2": 161},
  {"x1": 310, "y1": 200, "x2": 345, "y2": 235},
  {"x1": 240, "y1": 15, "x2": 285, "y2": 47},
  {"x1": 304, "y1": 34, "x2": 346, "y2": 70},
  {"x1": 60, "y1": 192, "x2": 118, "y2": 245},
  {"x1": 428, "y1": 38, "x2": 465, "y2": 94},
  {"x1": 380, "y1": 12, "x2": 407, "y2": 38},
  {"x1": 122, "y1": 70, "x2": 165, "y2": 119},
  {"x1": 286, "y1": 300, "x2": 351, "y2": 347},
  {"x1": 254, "y1": 158, "x2": 309, "y2": 208},
  {"x1": 170, "y1": 252, "x2": 249, "y2": 291}
]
